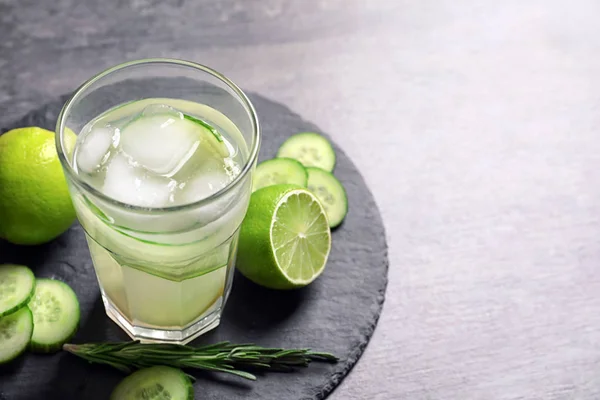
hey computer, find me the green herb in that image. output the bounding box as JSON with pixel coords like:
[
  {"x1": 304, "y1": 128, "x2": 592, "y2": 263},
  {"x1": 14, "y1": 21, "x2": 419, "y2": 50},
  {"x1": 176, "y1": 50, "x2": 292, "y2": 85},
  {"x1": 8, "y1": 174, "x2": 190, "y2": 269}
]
[{"x1": 63, "y1": 341, "x2": 337, "y2": 381}]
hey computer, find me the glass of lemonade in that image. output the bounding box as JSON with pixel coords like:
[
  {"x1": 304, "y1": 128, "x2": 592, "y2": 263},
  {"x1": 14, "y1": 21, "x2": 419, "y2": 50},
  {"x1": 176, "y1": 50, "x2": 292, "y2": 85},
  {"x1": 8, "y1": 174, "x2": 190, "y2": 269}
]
[{"x1": 55, "y1": 59, "x2": 260, "y2": 343}]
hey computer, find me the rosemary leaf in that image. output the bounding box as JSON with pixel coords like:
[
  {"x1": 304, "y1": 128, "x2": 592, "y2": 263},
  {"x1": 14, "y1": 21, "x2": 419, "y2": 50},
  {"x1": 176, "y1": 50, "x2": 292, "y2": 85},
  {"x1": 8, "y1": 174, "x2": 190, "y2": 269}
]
[{"x1": 63, "y1": 341, "x2": 337, "y2": 381}]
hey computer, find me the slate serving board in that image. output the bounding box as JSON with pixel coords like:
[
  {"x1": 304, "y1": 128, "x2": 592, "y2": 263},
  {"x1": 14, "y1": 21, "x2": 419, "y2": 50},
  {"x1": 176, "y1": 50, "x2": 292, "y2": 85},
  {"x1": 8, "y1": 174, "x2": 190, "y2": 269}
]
[{"x1": 0, "y1": 91, "x2": 388, "y2": 400}]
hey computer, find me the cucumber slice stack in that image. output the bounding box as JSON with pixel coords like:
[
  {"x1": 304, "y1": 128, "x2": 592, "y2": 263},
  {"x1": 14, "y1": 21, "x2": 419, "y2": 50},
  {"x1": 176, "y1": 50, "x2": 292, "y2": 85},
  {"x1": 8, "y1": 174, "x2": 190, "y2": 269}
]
[
  {"x1": 254, "y1": 131, "x2": 348, "y2": 227},
  {"x1": 0, "y1": 264, "x2": 35, "y2": 364},
  {"x1": 0, "y1": 264, "x2": 35, "y2": 317},
  {"x1": 0, "y1": 264, "x2": 81, "y2": 364},
  {"x1": 0, "y1": 307, "x2": 33, "y2": 364}
]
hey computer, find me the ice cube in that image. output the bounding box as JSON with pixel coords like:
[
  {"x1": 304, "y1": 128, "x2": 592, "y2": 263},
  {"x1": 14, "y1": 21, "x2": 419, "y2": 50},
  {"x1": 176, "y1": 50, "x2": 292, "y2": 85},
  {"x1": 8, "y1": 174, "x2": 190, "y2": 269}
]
[
  {"x1": 141, "y1": 104, "x2": 183, "y2": 119},
  {"x1": 102, "y1": 153, "x2": 174, "y2": 208},
  {"x1": 76, "y1": 126, "x2": 116, "y2": 173},
  {"x1": 181, "y1": 168, "x2": 232, "y2": 204},
  {"x1": 120, "y1": 105, "x2": 201, "y2": 176},
  {"x1": 164, "y1": 167, "x2": 236, "y2": 227}
]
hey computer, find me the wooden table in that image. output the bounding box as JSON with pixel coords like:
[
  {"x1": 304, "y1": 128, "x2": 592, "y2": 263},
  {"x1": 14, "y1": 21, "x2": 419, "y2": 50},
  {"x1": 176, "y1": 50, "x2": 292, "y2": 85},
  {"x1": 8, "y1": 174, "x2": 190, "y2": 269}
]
[{"x1": 2, "y1": 1, "x2": 600, "y2": 398}]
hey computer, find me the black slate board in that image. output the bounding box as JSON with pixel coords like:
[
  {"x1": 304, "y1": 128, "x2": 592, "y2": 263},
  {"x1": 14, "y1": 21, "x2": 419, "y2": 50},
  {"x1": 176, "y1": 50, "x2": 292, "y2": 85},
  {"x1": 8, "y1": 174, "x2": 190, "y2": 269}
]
[{"x1": 0, "y1": 92, "x2": 388, "y2": 400}]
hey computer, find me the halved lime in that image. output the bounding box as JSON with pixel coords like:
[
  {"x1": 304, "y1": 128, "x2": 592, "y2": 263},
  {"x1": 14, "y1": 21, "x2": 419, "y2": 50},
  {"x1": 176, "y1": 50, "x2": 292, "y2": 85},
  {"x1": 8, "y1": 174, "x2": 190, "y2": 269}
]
[{"x1": 237, "y1": 184, "x2": 331, "y2": 289}]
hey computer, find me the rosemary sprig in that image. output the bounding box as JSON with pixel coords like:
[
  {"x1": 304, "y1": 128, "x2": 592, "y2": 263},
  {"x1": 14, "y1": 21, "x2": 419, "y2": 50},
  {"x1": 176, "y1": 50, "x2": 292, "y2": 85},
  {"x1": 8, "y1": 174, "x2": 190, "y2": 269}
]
[{"x1": 63, "y1": 341, "x2": 337, "y2": 381}]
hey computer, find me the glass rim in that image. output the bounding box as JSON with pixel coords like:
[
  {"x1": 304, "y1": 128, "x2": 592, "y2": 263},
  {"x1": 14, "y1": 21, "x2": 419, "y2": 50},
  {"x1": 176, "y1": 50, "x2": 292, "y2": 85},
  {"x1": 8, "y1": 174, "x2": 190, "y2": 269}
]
[{"x1": 55, "y1": 58, "x2": 260, "y2": 213}]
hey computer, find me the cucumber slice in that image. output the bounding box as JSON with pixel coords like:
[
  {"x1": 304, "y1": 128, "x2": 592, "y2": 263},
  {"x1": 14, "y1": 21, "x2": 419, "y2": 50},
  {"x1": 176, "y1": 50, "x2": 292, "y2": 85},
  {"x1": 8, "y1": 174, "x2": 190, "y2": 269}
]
[
  {"x1": 277, "y1": 132, "x2": 336, "y2": 172},
  {"x1": 0, "y1": 264, "x2": 35, "y2": 317},
  {"x1": 183, "y1": 113, "x2": 224, "y2": 143},
  {"x1": 28, "y1": 279, "x2": 80, "y2": 353},
  {"x1": 110, "y1": 366, "x2": 193, "y2": 400},
  {"x1": 0, "y1": 307, "x2": 33, "y2": 364},
  {"x1": 306, "y1": 167, "x2": 348, "y2": 228},
  {"x1": 253, "y1": 158, "x2": 308, "y2": 192}
]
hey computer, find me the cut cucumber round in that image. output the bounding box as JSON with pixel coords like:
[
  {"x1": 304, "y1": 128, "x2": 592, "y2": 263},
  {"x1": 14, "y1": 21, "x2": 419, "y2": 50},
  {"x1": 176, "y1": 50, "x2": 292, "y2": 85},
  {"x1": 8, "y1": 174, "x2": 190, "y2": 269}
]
[
  {"x1": 306, "y1": 167, "x2": 348, "y2": 228},
  {"x1": 276, "y1": 132, "x2": 336, "y2": 172},
  {"x1": 0, "y1": 306, "x2": 33, "y2": 364},
  {"x1": 110, "y1": 366, "x2": 193, "y2": 400},
  {"x1": 252, "y1": 158, "x2": 308, "y2": 192},
  {"x1": 28, "y1": 279, "x2": 80, "y2": 353},
  {"x1": 0, "y1": 264, "x2": 35, "y2": 317}
]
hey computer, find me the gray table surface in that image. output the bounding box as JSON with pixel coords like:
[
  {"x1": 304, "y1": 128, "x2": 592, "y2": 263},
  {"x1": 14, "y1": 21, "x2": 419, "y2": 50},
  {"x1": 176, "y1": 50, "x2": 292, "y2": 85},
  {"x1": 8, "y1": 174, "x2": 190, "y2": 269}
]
[{"x1": 2, "y1": 1, "x2": 600, "y2": 399}]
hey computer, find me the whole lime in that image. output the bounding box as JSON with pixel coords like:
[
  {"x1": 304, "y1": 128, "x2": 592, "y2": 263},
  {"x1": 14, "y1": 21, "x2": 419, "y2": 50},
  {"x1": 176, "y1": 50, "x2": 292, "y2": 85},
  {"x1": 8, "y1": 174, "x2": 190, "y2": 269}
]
[{"x1": 0, "y1": 127, "x2": 76, "y2": 245}]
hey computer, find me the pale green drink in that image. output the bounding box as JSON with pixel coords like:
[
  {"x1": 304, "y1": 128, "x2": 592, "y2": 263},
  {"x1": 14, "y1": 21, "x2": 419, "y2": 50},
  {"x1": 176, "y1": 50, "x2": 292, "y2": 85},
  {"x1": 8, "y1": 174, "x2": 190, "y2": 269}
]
[{"x1": 72, "y1": 99, "x2": 249, "y2": 342}]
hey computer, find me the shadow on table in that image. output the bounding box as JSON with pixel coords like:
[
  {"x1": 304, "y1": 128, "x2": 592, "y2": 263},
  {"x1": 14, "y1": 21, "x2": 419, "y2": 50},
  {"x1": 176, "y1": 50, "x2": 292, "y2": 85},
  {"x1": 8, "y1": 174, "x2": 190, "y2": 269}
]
[
  {"x1": 0, "y1": 239, "x2": 59, "y2": 266},
  {"x1": 214, "y1": 270, "x2": 310, "y2": 335},
  {"x1": 75, "y1": 294, "x2": 129, "y2": 342}
]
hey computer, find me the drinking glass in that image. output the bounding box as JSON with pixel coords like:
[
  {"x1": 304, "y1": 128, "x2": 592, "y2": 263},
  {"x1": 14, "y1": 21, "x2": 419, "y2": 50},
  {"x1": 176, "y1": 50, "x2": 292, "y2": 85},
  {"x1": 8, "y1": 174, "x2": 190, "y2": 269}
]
[{"x1": 55, "y1": 59, "x2": 260, "y2": 343}]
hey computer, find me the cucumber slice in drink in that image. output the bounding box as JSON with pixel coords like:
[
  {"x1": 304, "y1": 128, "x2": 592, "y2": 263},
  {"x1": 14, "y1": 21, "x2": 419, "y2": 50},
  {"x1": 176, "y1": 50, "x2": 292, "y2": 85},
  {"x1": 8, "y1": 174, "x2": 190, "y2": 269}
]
[
  {"x1": 252, "y1": 158, "x2": 308, "y2": 192},
  {"x1": 182, "y1": 113, "x2": 225, "y2": 143},
  {"x1": 277, "y1": 132, "x2": 336, "y2": 172},
  {"x1": 306, "y1": 167, "x2": 348, "y2": 228},
  {"x1": 0, "y1": 307, "x2": 33, "y2": 364},
  {"x1": 28, "y1": 279, "x2": 80, "y2": 353},
  {"x1": 110, "y1": 366, "x2": 193, "y2": 400},
  {"x1": 0, "y1": 264, "x2": 35, "y2": 317}
]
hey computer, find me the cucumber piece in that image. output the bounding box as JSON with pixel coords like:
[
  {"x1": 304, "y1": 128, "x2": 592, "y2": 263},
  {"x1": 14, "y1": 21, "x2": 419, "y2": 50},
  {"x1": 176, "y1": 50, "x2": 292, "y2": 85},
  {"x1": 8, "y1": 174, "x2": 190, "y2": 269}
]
[
  {"x1": 306, "y1": 167, "x2": 348, "y2": 228},
  {"x1": 0, "y1": 307, "x2": 33, "y2": 364},
  {"x1": 276, "y1": 132, "x2": 336, "y2": 172},
  {"x1": 253, "y1": 158, "x2": 308, "y2": 192},
  {"x1": 0, "y1": 264, "x2": 35, "y2": 317},
  {"x1": 110, "y1": 366, "x2": 193, "y2": 400},
  {"x1": 28, "y1": 279, "x2": 80, "y2": 353},
  {"x1": 183, "y1": 113, "x2": 224, "y2": 143}
]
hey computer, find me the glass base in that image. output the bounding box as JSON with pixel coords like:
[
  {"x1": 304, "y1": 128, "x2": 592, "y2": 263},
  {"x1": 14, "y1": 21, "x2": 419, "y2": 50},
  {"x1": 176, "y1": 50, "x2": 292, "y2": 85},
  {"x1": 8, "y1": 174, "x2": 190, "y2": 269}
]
[{"x1": 101, "y1": 293, "x2": 221, "y2": 344}]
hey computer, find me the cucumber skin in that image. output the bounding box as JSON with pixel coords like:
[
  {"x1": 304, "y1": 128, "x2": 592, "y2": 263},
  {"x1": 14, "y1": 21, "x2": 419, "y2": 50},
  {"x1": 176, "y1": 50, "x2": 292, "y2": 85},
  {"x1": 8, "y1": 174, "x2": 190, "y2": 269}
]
[
  {"x1": 29, "y1": 279, "x2": 81, "y2": 354},
  {"x1": 110, "y1": 366, "x2": 194, "y2": 400},
  {"x1": 0, "y1": 306, "x2": 34, "y2": 365},
  {"x1": 0, "y1": 265, "x2": 36, "y2": 318},
  {"x1": 29, "y1": 324, "x2": 78, "y2": 353},
  {"x1": 306, "y1": 167, "x2": 348, "y2": 229}
]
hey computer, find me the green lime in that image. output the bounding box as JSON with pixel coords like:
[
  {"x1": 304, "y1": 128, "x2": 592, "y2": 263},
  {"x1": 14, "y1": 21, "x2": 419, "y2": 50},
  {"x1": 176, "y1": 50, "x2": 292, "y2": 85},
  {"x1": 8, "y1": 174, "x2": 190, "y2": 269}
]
[
  {"x1": 237, "y1": 184, "x2": 331, "y2": 289},
  {"x1": 0, "y1": 127, "x2": 76, "y2": 245}
]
